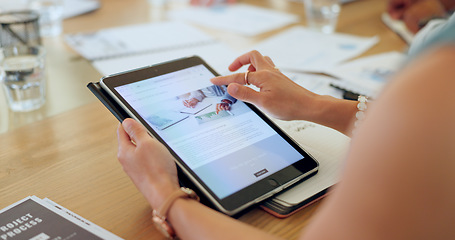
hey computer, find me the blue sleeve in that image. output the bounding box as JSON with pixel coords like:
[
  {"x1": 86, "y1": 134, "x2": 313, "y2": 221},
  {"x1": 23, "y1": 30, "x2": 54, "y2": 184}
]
[{"x1": 409, "y1": 13, "x2": 455, "y2": 57}]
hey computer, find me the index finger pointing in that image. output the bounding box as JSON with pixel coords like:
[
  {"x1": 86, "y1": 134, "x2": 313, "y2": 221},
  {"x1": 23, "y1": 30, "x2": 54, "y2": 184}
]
[
  {"x1": 228, "y1": 50, "x2": 275, "y2": 72},
  {"x1": 211, "y1": 72, "x2": 245, "y2": 86}
]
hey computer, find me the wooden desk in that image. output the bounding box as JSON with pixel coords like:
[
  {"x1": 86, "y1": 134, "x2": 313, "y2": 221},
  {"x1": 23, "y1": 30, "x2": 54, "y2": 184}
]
[{"x1": 0, "y1": 0, "x2": 406, "y2": 239}]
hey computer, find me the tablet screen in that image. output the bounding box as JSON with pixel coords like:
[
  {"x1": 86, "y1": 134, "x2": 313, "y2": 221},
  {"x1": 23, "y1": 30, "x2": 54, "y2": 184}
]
[{"x1": 114, "y1": 64, "x2": 306, "y2": 199}]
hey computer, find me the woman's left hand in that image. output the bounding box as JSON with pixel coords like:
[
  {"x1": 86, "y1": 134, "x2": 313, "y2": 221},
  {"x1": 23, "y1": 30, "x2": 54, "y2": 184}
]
[{"x1": 117, "y1": 118, "x2": 180, "y2": 209}]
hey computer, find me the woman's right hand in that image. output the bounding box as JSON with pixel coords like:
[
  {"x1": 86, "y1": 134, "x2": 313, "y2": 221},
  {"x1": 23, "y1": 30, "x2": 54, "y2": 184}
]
[{"x1": 211, "y1": 50, "x2": 320, "y2": 121}]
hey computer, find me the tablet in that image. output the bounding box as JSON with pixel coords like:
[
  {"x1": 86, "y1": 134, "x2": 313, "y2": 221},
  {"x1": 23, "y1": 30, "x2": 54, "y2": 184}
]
[{"x1": 100, "y1": 56, "x2": 319, "y2": 216}]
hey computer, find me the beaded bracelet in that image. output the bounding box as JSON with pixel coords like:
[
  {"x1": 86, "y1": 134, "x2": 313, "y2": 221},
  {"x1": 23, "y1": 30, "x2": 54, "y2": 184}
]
[{"x1": 354, "y1": 95, "x2": 368, "y2": 129}]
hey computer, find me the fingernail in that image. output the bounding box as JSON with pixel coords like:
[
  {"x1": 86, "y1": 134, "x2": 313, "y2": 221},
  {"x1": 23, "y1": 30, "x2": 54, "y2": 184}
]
[{"x1": 122, "y1": 118, "x2": 133, "y2": 132}]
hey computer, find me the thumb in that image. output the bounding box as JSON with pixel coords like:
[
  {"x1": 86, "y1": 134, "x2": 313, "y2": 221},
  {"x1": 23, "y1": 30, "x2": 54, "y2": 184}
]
[
  {"x1": 122, "y1": 118, "x2": 150, "y2": 144},
  {"x1": 227, "y1": 83, "x2": 262, "y2": 105}
]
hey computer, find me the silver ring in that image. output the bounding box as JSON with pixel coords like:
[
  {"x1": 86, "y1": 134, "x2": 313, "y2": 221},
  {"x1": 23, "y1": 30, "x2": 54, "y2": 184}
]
[{"x1": 244, "y1": 70, "x2": 250, "y2": 85}]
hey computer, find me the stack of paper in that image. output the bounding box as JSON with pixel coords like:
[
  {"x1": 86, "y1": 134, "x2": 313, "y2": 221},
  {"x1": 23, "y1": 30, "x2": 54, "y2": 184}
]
[{"x1": 0, "y1": 196, "x2": 122, "y2": 240}]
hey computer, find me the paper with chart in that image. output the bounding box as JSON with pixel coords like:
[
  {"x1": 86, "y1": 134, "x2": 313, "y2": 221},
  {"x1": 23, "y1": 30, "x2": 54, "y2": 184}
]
[
  {"x1": 65, "y1": 21, "x2": 216, "y2": 61},
  {"x1": 250, "y1": 26, "x2": 379, "y2": 73},
  {"x1": 325, "y1": 51, "x2": 407, "y2": 98},
  {"x1": 167, "y1": 4, "x2": 299, "y2": 37}
]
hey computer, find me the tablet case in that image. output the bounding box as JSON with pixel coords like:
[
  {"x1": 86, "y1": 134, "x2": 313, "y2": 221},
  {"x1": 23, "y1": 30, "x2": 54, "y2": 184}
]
[{"x1": 87, "y1": 82, "x2": 130, "y2": 122}]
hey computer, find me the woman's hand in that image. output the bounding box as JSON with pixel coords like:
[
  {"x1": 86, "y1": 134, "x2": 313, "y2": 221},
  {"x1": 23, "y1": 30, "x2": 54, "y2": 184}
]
[
  {"x1": 211, "y1": 50, "x2": 319, "y2": 121},
  {"x1": 117, "y1": 118, "x2": 180, "y2": 209}
]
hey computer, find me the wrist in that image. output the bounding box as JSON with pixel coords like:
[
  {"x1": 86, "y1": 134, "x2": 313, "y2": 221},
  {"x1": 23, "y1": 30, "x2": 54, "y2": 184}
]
[
  {"x1": 296, "y1": 94, "x2": 332, "y2": 122},
  {"x1": 141, "y1": 177, "x2": 180, "y2": 210},
  {"x1": 304, "y1": 95, "x2": 358, "y2": 135},
  {"x1": 152, "y1": 187, "x2": 199, "y2": 239}
]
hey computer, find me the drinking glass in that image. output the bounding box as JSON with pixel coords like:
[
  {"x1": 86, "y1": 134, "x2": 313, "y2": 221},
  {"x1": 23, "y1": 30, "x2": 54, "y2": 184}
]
[
  {"x1": 28, "y1": 0, "x2": 64, "y2": 37},
  {"x1": 0, "y1": 45, "x2": 46, "y2": 112},
  {"x1": 303, "y1": 0, "x2": 341, "y2": 34}
]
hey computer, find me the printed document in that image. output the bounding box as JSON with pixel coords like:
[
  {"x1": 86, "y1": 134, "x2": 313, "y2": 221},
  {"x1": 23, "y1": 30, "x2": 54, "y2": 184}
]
[
  {"x1": 65, "y1": 21, "x2": 215, "y2": 61},
  {"x1": 250, "y1": 26, "x2": 379, "y2": 73},
  {"x1": 167, "y1": 4, "x2": 299, "y2": 37},
  {"x1": 325, "y1": 51, "x2": 407, "y2": 98}
]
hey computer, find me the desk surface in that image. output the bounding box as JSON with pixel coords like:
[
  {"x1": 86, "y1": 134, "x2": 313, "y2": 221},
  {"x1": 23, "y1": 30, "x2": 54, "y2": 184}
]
[{"x1": 0, "y1": 0, "x2": 406, "y2": 239}]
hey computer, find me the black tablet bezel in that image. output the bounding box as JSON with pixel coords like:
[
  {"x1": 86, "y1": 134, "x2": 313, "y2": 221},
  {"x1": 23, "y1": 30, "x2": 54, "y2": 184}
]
[{"x1": 100, "y1": 56, "x2": 319, "y2": 215}]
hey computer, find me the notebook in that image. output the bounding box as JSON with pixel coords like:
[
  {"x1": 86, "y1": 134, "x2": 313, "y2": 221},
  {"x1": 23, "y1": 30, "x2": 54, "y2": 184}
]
[{"x1": 261, "y1": 120, "x2": 350, "y2": 218}]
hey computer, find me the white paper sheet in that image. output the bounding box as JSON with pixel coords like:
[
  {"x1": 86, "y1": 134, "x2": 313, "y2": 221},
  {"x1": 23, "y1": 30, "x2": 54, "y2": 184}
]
[
  {"x1": 65, "y1": 21, "x2": 216, "y2": 61},
  {"x1": 325, "y1": 51, "x2": 407, "y2": 98},
  {"x1": 167, "y1": 4, "x2": 299, "y2": 37},
  {"x1": 250, "y1": 26, "x2": 379, "y2": 73},
  {"x1": 63, "y1": 0, "x2": 100, "y2": 19}
]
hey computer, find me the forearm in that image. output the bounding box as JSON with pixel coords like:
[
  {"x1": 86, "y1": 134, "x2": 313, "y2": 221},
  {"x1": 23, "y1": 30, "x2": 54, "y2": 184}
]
[
  {"x1": 168, "y1": 199, "x2": 281, "y2": 240},
  {"x1": 300, "y1": 95, "x2": 358, "y2": 136},
  {"x1": 302, "y1": 46, "x2": 455, "y2": 240}
]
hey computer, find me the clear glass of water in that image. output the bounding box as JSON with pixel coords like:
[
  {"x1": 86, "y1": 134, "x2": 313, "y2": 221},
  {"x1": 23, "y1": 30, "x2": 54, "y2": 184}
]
[
  {"x1": 0, "y1": 45, "x2": 46, "y2": 112},
  {"x1": 28, "y1": 0, "x2": 64, "y2": 37},
  {"x1": 303, "y1": 0, "x2": 341, "y2": 34}
]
